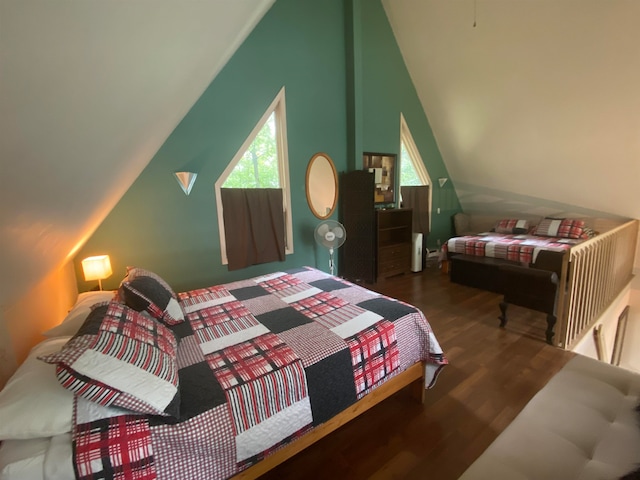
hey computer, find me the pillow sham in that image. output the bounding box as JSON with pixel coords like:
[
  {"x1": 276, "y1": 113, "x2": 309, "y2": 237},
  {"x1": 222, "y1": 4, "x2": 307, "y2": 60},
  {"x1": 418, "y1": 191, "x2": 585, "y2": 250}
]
[
  {"x1": 39, "y1": 302, "x2": 180, "y2": 418},
  {"x1": 121, "y1": 266, "x2": 178, "y2": 299},
  {"x1": 533, "y1": 217, "x2": 587, "y2": 239},
  {"x1": 120, "y1": 275, "x2": 184, "y2": 325},
  {"x1": 0, "y1": 337, "x2": 74, "y2": 440},
  {"x1": 42, "y1": 290, "x2": 116, "y2": 337},
  {"x1": 493, "y1": 219, "x2": 530, "y2": 234}
]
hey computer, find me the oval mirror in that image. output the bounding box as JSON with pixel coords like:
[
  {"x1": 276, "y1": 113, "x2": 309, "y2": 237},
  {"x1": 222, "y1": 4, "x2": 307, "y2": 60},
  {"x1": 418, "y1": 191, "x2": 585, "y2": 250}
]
[{"x1": 306, "y1": 152, "x2": 338, "y2": 219}]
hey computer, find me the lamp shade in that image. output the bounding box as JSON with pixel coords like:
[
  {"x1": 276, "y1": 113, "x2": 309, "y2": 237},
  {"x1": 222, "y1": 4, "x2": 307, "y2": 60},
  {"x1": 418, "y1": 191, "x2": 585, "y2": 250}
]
[{"x1": 81, "y1": 255, "x2": 113, "y2": 281}]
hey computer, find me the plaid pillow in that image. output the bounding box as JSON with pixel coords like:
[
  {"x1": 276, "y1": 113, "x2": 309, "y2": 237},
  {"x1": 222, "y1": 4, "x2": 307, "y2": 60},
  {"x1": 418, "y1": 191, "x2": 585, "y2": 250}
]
[
  {"x1": 493, "y1": 219, "x2": 530, "y2": 234},
  {"x1": 533, "y1": 218, "x2": 587, "y2": 239},
  {"x1": 120, "y1": 275, "x2": 185, "y2": 325},
  {"x1": 123, "y1": 266, "x2": 177, "y2": 299},
  {"x1": 39, "y1": 302, "x2": 180, "y2": 417}
]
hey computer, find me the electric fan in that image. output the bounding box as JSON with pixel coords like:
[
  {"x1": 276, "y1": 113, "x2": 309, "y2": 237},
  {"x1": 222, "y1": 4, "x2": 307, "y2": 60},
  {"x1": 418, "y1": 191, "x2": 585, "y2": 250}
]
[{"x1": 314, "y1": 220, "x2": 347, "y2": 275}]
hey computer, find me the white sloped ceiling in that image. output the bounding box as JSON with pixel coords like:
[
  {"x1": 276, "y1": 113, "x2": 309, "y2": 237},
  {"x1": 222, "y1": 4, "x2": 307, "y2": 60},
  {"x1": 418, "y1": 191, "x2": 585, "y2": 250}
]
[
  {"x1": 0, "y1": 0, "x2": 274, "y2": 306},
  {"x1": 383, "y1": 0, "x2": 640, "y2": 220}
]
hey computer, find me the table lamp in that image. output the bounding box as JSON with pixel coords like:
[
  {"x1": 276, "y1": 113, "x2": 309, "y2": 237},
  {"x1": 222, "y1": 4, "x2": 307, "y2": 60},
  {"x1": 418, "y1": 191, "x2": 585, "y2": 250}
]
[{"x1": 81, "y1": 255, "x2": 113, "y2": 291}]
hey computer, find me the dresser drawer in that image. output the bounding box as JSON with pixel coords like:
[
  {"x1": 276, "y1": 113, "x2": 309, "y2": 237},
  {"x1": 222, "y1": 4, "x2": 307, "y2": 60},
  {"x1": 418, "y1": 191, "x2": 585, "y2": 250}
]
[{"x1": 378, "y1": 244, "x2": 411, "y2": 278}]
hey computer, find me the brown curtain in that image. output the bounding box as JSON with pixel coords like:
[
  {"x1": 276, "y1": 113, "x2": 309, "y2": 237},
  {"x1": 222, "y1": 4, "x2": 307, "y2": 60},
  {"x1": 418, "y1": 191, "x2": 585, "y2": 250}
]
[
  {"x1": 220, "y1": 188, "x2": 285, "y2": 271},
  {"x1": 401, "y1": 185, "x2": 430, "y2": 234}
]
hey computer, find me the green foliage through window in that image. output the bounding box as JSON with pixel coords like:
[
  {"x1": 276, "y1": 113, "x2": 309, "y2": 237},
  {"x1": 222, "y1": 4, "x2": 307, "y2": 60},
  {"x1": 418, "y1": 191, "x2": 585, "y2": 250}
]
[
  {"x1": 222, "y1": 113, "x2": 280, "y2": 188},
  {"x1": 400, "y1": 141, "x2": 421, "y2": 186}
]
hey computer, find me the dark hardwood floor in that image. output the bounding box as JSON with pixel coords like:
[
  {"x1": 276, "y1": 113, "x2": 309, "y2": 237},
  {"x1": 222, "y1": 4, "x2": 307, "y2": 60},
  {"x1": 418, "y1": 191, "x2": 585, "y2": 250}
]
[{"x1": 260, "y1": 263, "x2": 575, "y2": 480}]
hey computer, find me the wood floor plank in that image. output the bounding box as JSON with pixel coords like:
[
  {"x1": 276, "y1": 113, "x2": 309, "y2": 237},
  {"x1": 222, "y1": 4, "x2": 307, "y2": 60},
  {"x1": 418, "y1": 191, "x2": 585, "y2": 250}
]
[{"x1": 259, "y1": 266, "x2": 574, "y2": 480}]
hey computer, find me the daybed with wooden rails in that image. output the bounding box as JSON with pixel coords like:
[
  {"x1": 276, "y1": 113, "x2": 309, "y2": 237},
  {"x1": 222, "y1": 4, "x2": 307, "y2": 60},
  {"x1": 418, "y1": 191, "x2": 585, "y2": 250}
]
[
  {"x1": 0, "y1": 266, "x2": 446, "y2": 480},
  {"x1": 443, "y1": 212, "x2": 638, "y2": 350}
]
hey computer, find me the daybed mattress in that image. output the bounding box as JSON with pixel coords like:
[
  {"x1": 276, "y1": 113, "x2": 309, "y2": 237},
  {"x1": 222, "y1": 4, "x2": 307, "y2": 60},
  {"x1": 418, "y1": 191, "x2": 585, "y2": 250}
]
[
  {"x1": 459, "y1": 354, "x2": 640, "y2": 480},
  {"x1": 445, "y1": 232, "x2": 582, "y2": 264}
]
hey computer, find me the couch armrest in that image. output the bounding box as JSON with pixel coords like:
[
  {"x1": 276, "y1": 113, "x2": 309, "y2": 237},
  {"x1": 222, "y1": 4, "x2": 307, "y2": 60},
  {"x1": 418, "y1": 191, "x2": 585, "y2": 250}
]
[{"x1": 453, "y1": 213, "x2": 470, "y2": 236}]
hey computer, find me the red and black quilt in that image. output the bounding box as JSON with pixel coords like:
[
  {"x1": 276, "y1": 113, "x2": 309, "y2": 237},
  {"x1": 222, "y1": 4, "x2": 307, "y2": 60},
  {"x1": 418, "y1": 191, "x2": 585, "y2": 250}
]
[
  {"x1": 445, "y1": 232, "x2": 583, "y2": 264},
  {"x1": 72, "y1": 267, "x2": 446, "y2": 480}
]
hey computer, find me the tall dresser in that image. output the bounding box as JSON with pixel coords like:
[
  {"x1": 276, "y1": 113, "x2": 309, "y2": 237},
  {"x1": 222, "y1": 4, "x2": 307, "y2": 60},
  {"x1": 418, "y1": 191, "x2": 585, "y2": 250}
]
[
  {"x1": 340, "y1": 171, "x2": 412, "y2": 283},
  {"x1": 376, "y1": 208, "x2": 412, "y2": 280}
]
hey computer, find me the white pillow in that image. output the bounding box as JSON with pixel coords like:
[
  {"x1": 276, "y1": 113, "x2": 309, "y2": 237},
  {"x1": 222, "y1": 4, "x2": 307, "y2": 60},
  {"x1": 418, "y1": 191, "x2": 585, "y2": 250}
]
[
  {"x1": 0, "y1": 337, "x2": 74, "y2": 440},
  {"x1": 42, "y1": 290, "x2": 116, "y2": 337}
]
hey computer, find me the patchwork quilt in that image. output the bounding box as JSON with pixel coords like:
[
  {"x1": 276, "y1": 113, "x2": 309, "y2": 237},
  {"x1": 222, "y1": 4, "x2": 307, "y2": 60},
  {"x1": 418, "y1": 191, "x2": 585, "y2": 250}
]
[
  {"x1": 445, "y1": 232, "x2": 584, "y2": 264},
  {"x1": 71, "y1": 267, "x2": 446, "y2": 480}
]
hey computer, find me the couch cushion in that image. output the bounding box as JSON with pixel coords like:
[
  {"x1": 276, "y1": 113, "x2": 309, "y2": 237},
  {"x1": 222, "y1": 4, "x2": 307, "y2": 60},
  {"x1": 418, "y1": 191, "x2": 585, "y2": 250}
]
[{"x1": 459, "y1": 354, "x2": 640, "y2": 480}]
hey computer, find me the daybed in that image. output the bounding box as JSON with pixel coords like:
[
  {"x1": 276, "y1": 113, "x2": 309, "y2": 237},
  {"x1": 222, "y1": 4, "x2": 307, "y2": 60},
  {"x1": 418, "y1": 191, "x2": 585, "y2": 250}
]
[
  {"x1": 0, "y1": 266, "x2": 446, "y2": 480},
  {"x1": 460, "y1": 353, "x2": 640, "y2": 480},
  {"x1": 443, "y1": 212, "x2": 638, "y2": 349},
  {"x1": 445, "y1": 213, "x2": 598, "y2": 292}
]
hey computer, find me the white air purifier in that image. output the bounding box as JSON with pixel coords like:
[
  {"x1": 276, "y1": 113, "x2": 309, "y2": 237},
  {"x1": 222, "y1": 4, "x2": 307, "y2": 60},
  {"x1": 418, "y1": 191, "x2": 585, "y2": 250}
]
[{"x1": 411, "y1": 233, "x2": 423, "y2": 272}]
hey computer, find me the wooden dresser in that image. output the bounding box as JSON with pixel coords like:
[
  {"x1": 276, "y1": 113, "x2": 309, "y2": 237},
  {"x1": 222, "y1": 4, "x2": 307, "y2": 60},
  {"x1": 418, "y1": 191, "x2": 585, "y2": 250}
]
[
  {"x1": 376, "y1": 209, "x2": 412, "y2": 280},
  {"x1": 340, "y1": 171, "x2": 412, "y2": 282}
]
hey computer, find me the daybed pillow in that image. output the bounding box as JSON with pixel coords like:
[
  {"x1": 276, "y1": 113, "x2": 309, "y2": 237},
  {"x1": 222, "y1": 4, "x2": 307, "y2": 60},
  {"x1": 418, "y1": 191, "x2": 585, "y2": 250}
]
[
  {"x1": 0, "y1": 336, "x2": 74, "y2": 440},
  {"x1": 533, "y1": 217, "x2": 588, "y2": 239},
  {"x1": 493, "y1": 219, "x2": 530, "y2": 234},
  {"x1": 39, "y1": 302, "x2": 180, "y2": 418},
  {"x1": 120, "y1": 275, "x2": 184, "y2": 325},
  {"x1": 42, "y1": 290, "x2": 116, "y2": 337}
]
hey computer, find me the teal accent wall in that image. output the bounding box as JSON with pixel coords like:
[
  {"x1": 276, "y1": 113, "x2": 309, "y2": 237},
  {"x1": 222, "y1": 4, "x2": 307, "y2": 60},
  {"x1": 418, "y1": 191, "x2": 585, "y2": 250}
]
[
  {"x1": 360, "y1": 0, "x2": 460, "y2": 248},
  {"x1": 76, "y1": 0, "x2": 458, "y2": 291}
]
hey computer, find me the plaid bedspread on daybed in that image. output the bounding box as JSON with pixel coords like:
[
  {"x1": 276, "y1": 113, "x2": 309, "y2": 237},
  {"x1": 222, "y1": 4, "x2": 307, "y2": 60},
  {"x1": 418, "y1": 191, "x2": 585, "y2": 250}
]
[
  {"x1": 445, "y1": 232, "x2": 583, "y2": 264},
  {"x1": 71, "y1": 266, "x2": 446, "y2": 480}
]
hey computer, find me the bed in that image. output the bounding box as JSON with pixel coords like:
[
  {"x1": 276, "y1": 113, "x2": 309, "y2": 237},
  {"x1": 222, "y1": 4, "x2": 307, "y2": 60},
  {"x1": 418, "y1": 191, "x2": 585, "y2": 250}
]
[
  {"x1": 0, "y1": 266, "x2": 446, "y2": 480},
  {"x1": 442, "y1": 217, "x2": 596, "y2": 292}
]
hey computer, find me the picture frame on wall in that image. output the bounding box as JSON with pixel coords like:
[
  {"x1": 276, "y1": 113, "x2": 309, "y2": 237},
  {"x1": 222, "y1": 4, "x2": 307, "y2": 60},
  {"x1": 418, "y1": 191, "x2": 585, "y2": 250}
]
[
  {"x1": 611, "y1": 305, "x2": 630, "y2": 366},
  {"x1": 363, "y1": 152, "x2": 396, "y2": 205}
]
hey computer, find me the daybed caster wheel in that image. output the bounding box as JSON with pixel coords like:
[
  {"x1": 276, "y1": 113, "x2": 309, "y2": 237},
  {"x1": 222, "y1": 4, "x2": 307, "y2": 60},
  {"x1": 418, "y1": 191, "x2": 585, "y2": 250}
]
[
  {"x1": 499, "y1": 301, "x2": 508, "y2": 328},
  {"x1": 545, "y1": 314, "x2": 556, "y2": 345}
]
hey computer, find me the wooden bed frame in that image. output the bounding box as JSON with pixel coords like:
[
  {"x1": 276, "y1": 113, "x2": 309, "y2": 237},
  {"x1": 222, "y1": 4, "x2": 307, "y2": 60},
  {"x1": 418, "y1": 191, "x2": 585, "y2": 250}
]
[{"x1": 233, "y1": 361, "x2": 425, "y2": 479}]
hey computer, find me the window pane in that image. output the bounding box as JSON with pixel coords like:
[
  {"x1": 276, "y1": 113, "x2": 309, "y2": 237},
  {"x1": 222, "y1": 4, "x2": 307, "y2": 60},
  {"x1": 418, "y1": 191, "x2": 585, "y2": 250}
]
[
  {"x1": 400, "y1": 141, "x2": 422, "y2": 186},
  {"x1": 223, "y1": 113, "x2": 280, "y2": 188}
]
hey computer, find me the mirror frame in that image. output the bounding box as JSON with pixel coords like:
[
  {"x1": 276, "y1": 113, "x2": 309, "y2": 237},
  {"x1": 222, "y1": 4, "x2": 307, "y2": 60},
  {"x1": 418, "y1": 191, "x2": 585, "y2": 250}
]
[{"x1": 305, "y1": 152, "x2": 338, "y2": 220}]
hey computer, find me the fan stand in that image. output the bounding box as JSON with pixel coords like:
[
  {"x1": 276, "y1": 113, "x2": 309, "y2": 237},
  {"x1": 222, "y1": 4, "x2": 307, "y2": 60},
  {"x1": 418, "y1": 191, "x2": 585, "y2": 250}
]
[{"x1": 329, "y1": 247, "x2": 335, "y2": 276}]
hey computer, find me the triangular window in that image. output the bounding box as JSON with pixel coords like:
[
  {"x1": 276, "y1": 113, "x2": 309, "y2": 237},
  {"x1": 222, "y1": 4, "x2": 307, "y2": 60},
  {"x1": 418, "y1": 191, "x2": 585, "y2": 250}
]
[
  {"x1": 399, "y1": 113, "x2": 430, "y2": 187},
  {"x1": 215, "y1": 88, "x2": 293, "y2": 265},
  {"x1": 399, "y1": 113, "x2": 433, "y2": 230}
]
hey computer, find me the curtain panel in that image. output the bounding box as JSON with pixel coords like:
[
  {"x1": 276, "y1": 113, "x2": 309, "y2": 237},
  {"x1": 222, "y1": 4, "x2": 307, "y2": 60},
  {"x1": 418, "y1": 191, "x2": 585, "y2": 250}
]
[
  {"x1": 220, "y1": 188, "x2": 286, "y2": 271},
  {"x1": 401, "y1": 185, "x2": 430, "y2": 234}
]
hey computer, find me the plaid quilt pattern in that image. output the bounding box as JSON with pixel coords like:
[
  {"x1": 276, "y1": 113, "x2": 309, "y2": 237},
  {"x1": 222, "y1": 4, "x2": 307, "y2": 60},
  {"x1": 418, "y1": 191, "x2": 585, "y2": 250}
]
[
  {"x1": 74, "y1": 413, "x2": 155, "y2": 480},
  {"x1": 71, "y1": 267, "x2": 447, "y2": 480},
  {"x1": 446, "y1": 232, "x2": 582, "y2": 264},
  {"x1": 347, "y1": 320, "x2": 399, "y2": 398},
  {"x1": 289, "y1": 291, "x2": 348, "y2": 318},
  {"x1": 255, "y1": 272, "x2": 303, "y2": 294}
]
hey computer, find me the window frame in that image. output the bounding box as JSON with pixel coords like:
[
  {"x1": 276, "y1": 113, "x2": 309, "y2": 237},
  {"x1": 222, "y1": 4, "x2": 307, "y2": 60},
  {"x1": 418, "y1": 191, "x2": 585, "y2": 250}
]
[
  {"x1": 399, "y1": 113, "x2": 433, "y2": 229},
  {"x1": 214, "y1": 87, "x2": 293, "y2": 265}
]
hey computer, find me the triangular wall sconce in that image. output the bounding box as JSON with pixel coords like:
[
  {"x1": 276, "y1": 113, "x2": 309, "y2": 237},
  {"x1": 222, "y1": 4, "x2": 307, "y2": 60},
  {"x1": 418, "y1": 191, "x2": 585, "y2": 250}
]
[
  {"x1": 438, "y1": 177, "x2": 448, "y2": 188},
  {"x1": 174, "y1": 172, "x2": 197, "y2": 195}
]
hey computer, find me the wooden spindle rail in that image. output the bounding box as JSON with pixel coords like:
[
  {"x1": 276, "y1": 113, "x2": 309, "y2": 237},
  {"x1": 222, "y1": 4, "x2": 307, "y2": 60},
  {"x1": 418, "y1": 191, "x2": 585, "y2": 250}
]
[{"x1": 555, "y1": 220, "x2": 638, "y2": 349}]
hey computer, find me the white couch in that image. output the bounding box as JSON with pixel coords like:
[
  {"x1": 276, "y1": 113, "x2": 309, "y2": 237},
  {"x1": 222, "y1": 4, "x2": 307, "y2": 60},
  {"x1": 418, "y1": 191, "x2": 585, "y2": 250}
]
[{"x1": 459, "y1": 354, "x2": 640, "y2": 480}]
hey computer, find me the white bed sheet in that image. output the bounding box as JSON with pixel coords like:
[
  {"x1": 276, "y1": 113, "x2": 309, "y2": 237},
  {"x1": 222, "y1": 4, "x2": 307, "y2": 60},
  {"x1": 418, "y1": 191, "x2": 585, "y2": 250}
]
[{"x1": 0, "y1": 433, "x2": 73, "y2": 480}]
